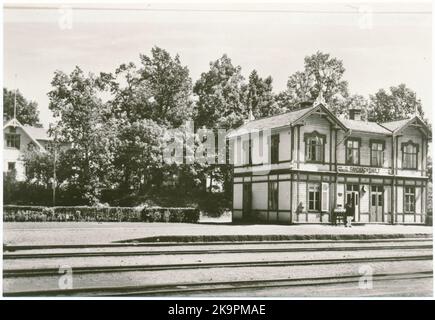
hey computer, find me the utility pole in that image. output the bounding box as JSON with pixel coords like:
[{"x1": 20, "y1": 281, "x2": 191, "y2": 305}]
[{"x1": 13, "y1": 74, "x2": 17, "y2": 120}]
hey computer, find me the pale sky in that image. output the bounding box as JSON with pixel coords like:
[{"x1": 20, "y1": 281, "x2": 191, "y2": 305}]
[{"x1": 3, "y1": 1, "x2": 432, "y2": 128}]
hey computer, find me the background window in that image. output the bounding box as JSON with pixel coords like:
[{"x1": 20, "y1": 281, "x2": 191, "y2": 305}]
[
  {"x1": 308, "y1": 183, "x2": 320, "y2": 211},
  {"x1": 346, "y1": 139, "x2": 360, "y2": 165},
  {"x1": 404, "y1": 187, "x2": 415, "y2": 213},
  {"x1": 5, "y1": 133, "x2": 20, "y2": 149},
  {"x1": 371, "y1": 142, "x2": 384, "y2": 167},
  {"x1": 268, "y1": 181, "x2": 278, "y2": 210}
]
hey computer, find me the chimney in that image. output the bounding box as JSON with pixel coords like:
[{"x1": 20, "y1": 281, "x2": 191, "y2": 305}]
[
  {"x1": 248, "y1": 109, "x2": 255, "y2": 121},
  {"x1": 244, "y1": 108, "x2": 255, "y2": 124},
  {"x1": 349, "y1": 108, "x2": 362, "y2": 121}
]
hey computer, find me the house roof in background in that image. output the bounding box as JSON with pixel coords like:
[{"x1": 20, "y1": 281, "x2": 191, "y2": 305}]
[
  {"x1": 3, "y1": 118, "x2": 49, "y2": 150},
  {"x1": 227, "y1": 105, "x2": 317, "y2": 138},
  {"x1": 23, "y1": 125, "x2": 52, "y2": 141},
  {"x1": 341, "y1": 119, "x2": 391, "y2": 135},
  {"x1": 381, "y1": 118, "x2": 411, "y2": 132}
]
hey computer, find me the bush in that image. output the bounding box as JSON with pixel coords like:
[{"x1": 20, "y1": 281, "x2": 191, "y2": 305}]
[
  {"x1": 198, "y1": 192, "x2": 231, "y2": 217},
  {"x1": 3, "y1": 205, "x2": 200, "y2": 223}
]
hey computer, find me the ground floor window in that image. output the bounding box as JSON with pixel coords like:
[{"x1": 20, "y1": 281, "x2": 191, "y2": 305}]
[
  {"x1": 404, "y1": 187, "x2": 416, "y2": 213},
  {"x1": 268, "y1": 181, "x2": 278, "y2": 210},
  {"x1": 8, "y1": 162, "x2": 15, "y2": 172},
  {"x1": 308, "y1": 183, "x2": 320, "y2": 211}
]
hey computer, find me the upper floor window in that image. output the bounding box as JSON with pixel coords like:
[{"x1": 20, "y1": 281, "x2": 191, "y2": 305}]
[
  {"x1": 404, "y1": 186, "x2": 416, "y2": 213},
  {"x1": 268, "y1": 181, "x2": 278, "y2": 210},
  {"x1": 242, "y1": 139, "x2": 252, "y2": 165},
  {"x1": 271, "y1": 134, "x2": 279, "y2": 164},
  {"x1": 304, "y1": 131, "x2": 326, "y2": 163},
  {"x1": 346, "y1": 138, "x2": 360, "y2": 165},
  {"x1": 402, "y1": 141, "x2": 418, "y2": 170},
  {"x1": 370, "y1": 140, "x2": 384, "y2": 167},
  {"x1": 5, "y1": 132, "x2": 20, "y2": 149}
]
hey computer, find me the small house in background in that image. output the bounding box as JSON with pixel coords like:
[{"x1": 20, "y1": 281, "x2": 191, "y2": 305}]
[
  {"x1": 227, "y1": 101, "x2": 432, "y2": 225},
  {"x1": 3, "y1": 118, "x2": 52, "y2": 181}
]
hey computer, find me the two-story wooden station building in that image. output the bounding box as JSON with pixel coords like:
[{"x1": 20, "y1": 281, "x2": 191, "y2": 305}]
[{"x1": 228, "y1": 102, "x2": 431, "y2": 224}]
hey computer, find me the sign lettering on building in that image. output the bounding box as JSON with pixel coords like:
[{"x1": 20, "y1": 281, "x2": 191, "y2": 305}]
[{"x1": 337, "y1": 165, "x2": 392, "y2": 175}]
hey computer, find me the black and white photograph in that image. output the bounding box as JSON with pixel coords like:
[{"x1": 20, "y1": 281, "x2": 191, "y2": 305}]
[{"x1": 1, "y1": 0, "x2": 433, "y2": 302}]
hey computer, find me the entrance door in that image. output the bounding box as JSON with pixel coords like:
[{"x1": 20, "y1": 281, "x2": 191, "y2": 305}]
[
  {"x1": 370, "y1": 185, "x2": 384, "y2": 222},
  {"x1": 242, "y1": 183, "x2": 252, "y2": 221},
  {"x1": 346, "y1": 184, "x2": 359, "y2": 221}
]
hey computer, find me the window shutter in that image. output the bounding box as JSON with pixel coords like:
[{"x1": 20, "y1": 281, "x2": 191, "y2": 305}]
[{"x1": 321, "y1": 182, "x2": 329, "y2": 212}]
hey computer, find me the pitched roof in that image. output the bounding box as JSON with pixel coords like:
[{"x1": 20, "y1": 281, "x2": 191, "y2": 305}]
[
  {"x1": 228, "y1": 106, "x2": 432, "y2": 139},
  {"x1": 341, "y1": 119, "x2": 391, "y2": 135},
  {"x1": 227, "y1": 105, "x2": 318, "y2": 138},
  {"x1": 381, "y1": 118, "x2": 411, "y2": 132},
  {"x1": 22, "y1": 125, "x2": 52, "y2": 141},
  {"x1": 3, "y1": 118, "x2": 49, "y2": 150}
]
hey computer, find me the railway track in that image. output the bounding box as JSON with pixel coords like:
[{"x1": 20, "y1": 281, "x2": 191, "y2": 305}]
[
  {"x1": 4, "y1": 254, "x2": 432, "y2": 278},
  {"x1": 4, "y1": 237, "x2": 432, "y2": 297},
  {"x1": 4, "y1": 270, "x2": 432, "y2": 297},
  {"x1": 3, "y1": 243, "x2": 432, "y2": 259}
]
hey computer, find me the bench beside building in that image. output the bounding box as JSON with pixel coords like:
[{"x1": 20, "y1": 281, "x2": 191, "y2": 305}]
[{"x1": 228, "y1": 102, "x2": 431, "y2": 224}]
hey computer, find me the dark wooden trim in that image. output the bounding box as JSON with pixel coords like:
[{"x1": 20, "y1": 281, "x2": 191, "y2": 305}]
[
  {"x1": 290, "y1": 126, "x2": 294, "y2": 162},
  {"x1": 290, "y1": 172, "x2": 293, "y2": 224},
  {"x1": 234, "y1": 159, "x2": 295, "y2": 168},
  {"x1": 248, "y1": 133, "x2": 252, "y2": 165},
  {"x1": 303, "y1": 131, "x2": 327, "y2": 141},
  {"x1": 267, "y1": 180, "x2": 279, "y2": 211},
  {"x1": 421, "y1": 136, "x2": 425, "y2": 177},
  {"x1": 296, "y1": 171, "x2": 300, "y2": 222},
  {"x1": 329, "y1": 124, "x2": 333, "y2": 171},
  {"x1": 297, "y1": 125, "x2": 301, "y2": 169}
]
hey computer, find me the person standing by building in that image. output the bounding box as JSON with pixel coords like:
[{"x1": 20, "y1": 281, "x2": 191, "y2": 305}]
[{"x1": 345, "y1": 198, "x2": 354, "y2": 227}]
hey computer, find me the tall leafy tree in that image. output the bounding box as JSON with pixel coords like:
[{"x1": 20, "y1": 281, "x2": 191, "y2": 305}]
[
  {"x1": 193, "y1": 54, "x2": 247, "y2": 197},
  {"x1": 3, "y1": 88, "x2": 41, "y2": 126},
  {"x1": 48, "y1": 66, "x2": 116, "y2": 204},
  {"x1": 277, "y1": 71, "x2": 314, "y2": 108},
  {"x1": 369, "y1": 84, "x2": 425, "y2": 123},
  {"x1": 194, "y1": 54, "x2": 246, "y2": 130},
  {"x1": 111, "y1": 119, "x2": 166, "y2": 193},
  {"x1": 139, "y1": 47, "x2": 193, "y2": 127},
  {"x1": 102, "y1": 62, "x2": 152, "y2": 122},
  {"x1": 276, "y1": 52, "x2": 349, "y2": 113},
  {"x1": 245, "y1": 70, "x2": 280, "y2": 118}
]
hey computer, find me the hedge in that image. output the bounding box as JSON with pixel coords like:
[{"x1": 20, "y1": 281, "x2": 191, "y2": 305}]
[{"x1": 3, "y1": 205, "x2": 200, "y2": 223}]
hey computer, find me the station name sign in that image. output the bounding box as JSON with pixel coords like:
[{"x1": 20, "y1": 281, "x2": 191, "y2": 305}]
[{"x1": 337, "y1": 165, "x2": 392, "y2": 175}]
